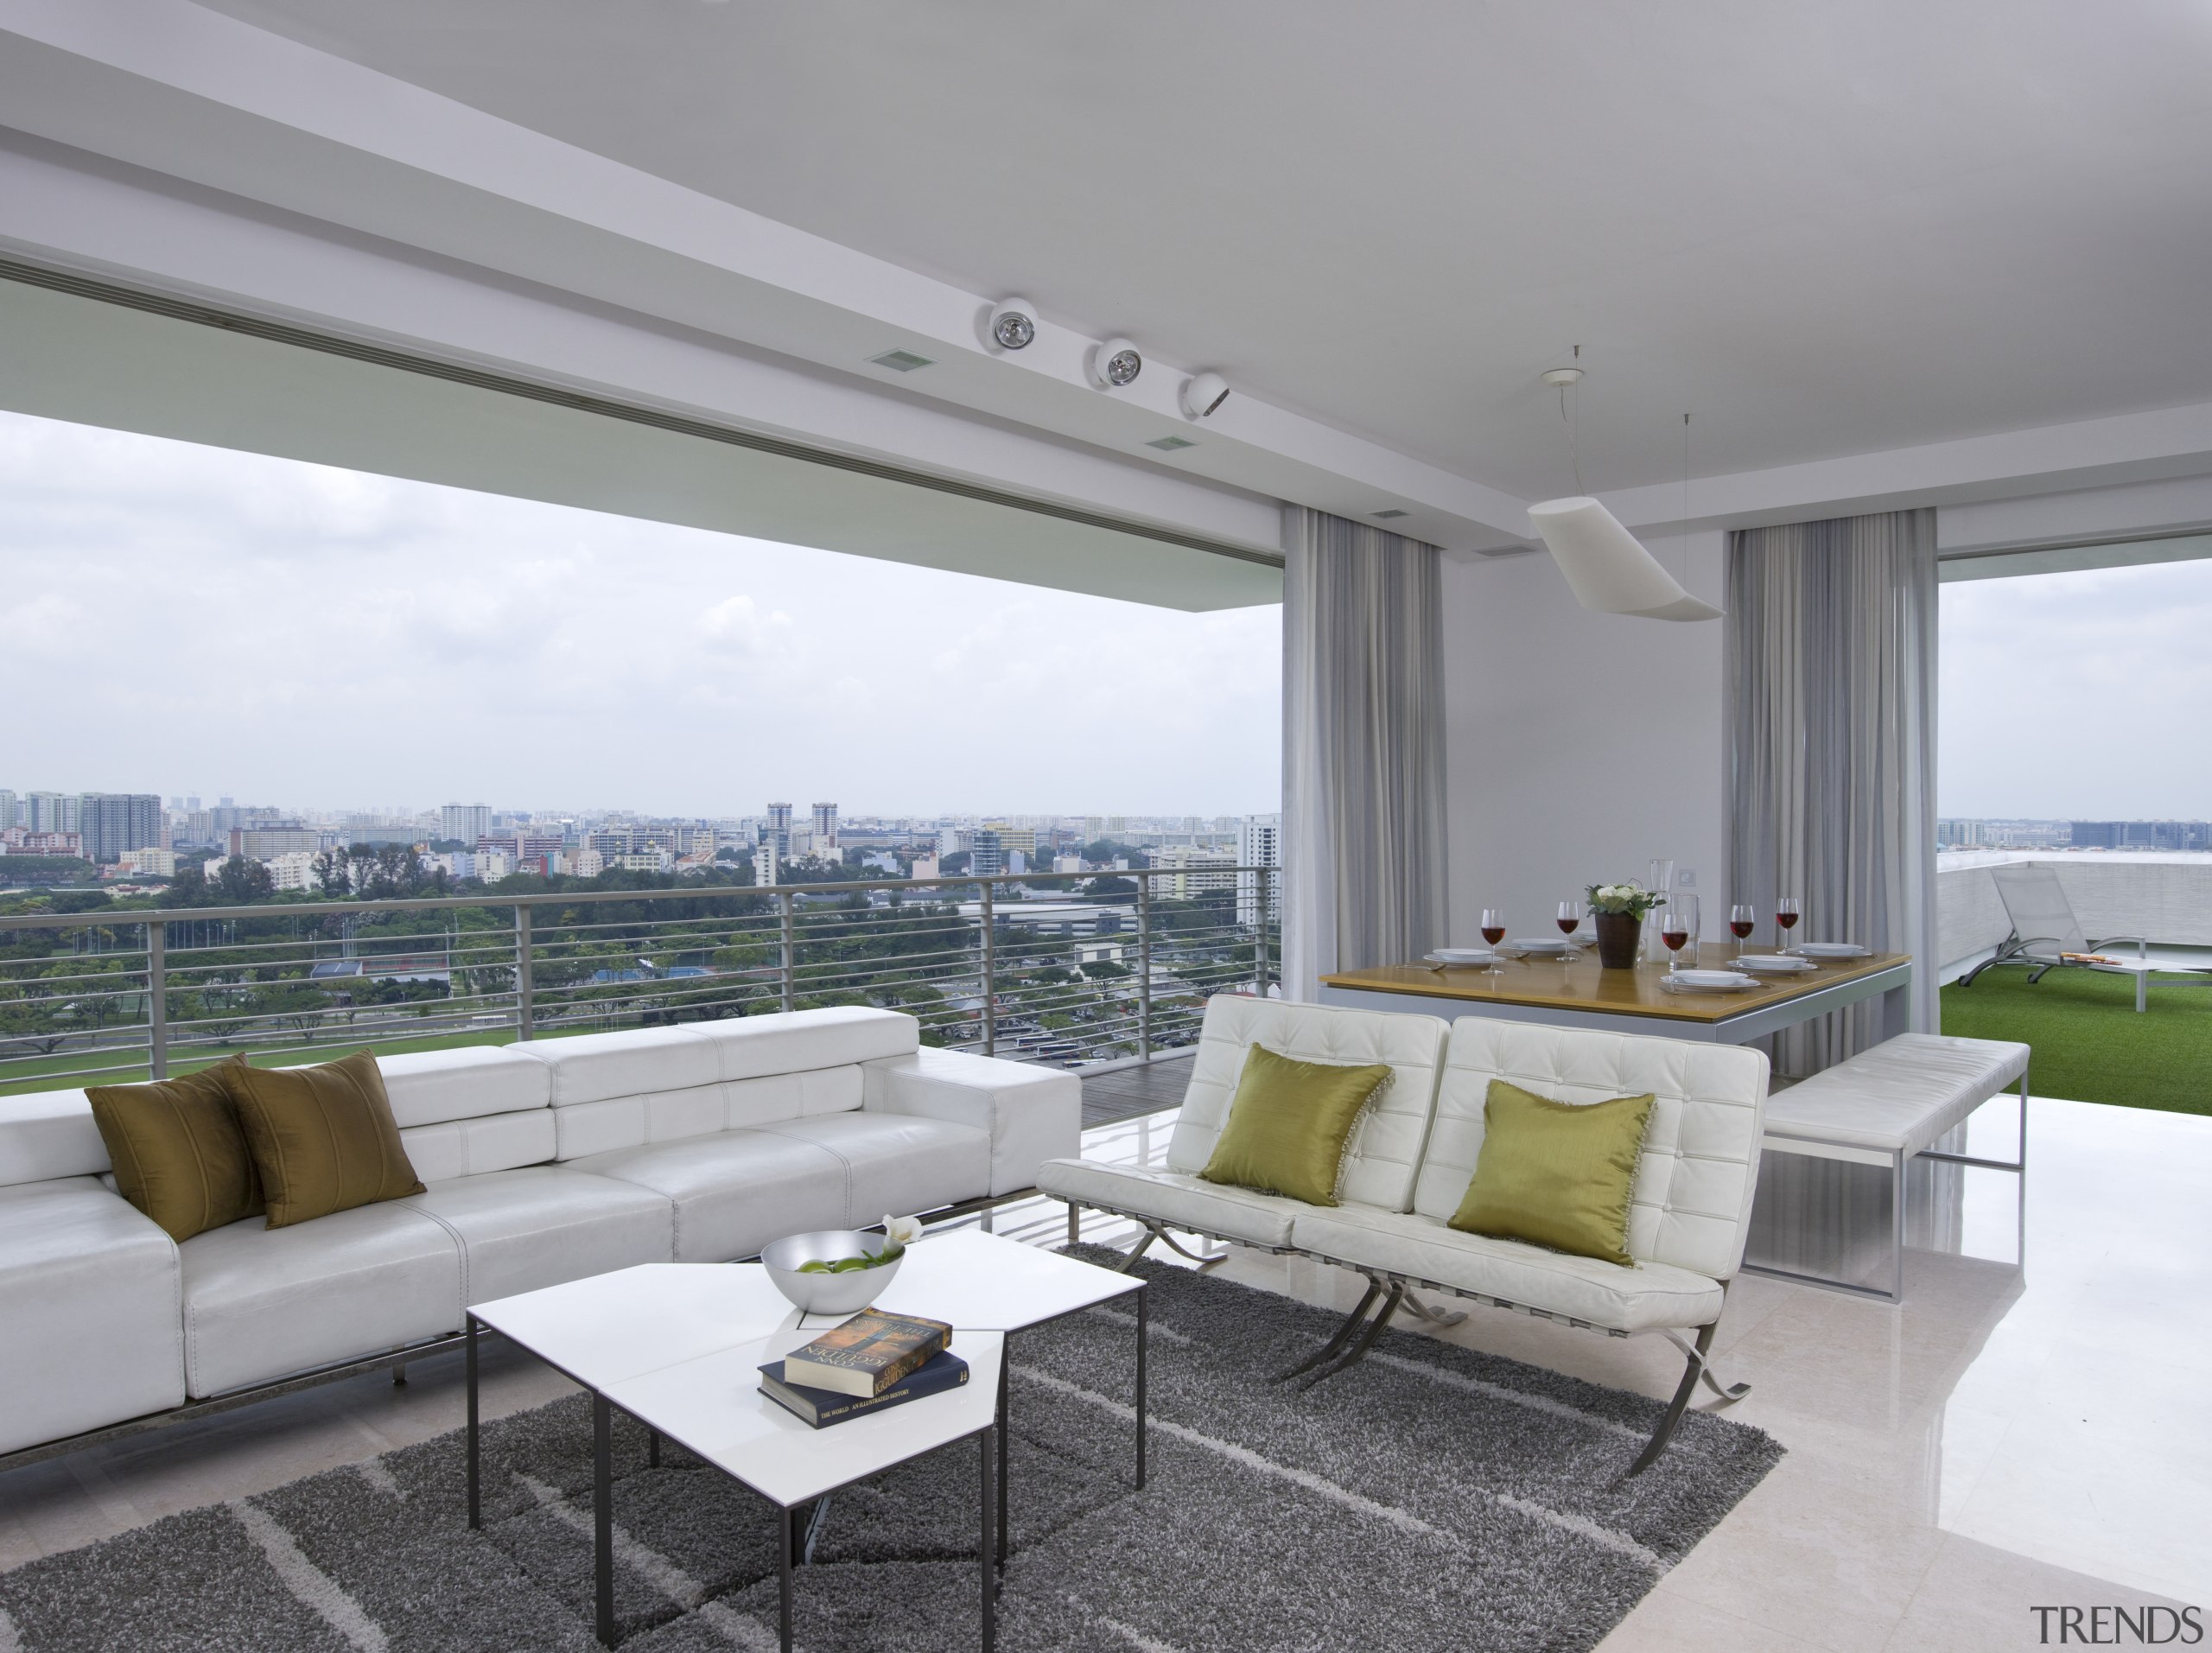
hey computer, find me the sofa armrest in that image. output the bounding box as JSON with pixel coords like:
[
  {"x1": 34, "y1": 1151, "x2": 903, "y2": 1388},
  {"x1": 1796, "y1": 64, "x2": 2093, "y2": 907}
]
[{"x1": 861, "y1": 1048, "x2": 1081, "y2": 1198}]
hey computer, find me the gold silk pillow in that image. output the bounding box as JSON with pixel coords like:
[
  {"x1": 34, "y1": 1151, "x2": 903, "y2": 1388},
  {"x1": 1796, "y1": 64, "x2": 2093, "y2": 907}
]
[
  {"x1": 1198, "y1": 1043, "x2": 1393, "y2": 1206},
  {"x1": 226, "y1": 1050, "x2": 424, "y2": 1229},
  {"x1": 87, "y1": 1057, "x2": 262, "y2": 1242},
  {"x1": 1448, "y1": 1078, "x2": 1655, "y2": 1267}
]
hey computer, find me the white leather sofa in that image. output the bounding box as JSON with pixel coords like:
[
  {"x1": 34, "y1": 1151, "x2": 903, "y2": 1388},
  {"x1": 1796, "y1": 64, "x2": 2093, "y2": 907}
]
[
  {"x1": 1038, "y1": 995, "x2": 1769, "y2": 1470},
  {"x1": 0, "y1": 1008, "x2": 1077, "y2": 1462}
]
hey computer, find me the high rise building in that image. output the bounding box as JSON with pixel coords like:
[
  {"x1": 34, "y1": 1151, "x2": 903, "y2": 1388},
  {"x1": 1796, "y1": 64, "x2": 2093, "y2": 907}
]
[
  {"x1": 1154, "y1": 843, "x2": 1237, "y2": 899},
  {"x1": 753, "y1": 842, "x2": 779, "y2": 887},
  {"x1": 79, "y1": 793, "x2": 163, "y2": 863},
  {"x1": 1237, "y1": 813, "x2": 1282, "y2": 926},
  {"x1": 810, "y1": 803, "x2": 838, "y2": 851},
  {"x1": 970, "y1": 829, "x2": 1005, "y2": 880},
  {"x1": 765, "y1": 802, "x2": 793, "y2": 858},
  {"x1": 23, "y1": 792, "x2": 78, "y2": 835},
  {"x1": 0, "y1": 791, "x2": 16, "y2": 830},
  {"x1": 441, "y1": 803, "x2": 492, "y2": 845}
]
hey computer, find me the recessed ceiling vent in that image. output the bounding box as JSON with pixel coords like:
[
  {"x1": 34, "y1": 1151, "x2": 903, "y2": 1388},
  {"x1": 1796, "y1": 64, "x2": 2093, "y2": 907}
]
[
  {"x1": 1146, "y1": 436, "x2": 1198, "y2": 451},
  {"x1": 1370, "y1": 508, "x2": 1408, "y2": 520},
  {"x1": 868, "y1": 349, "x2": 935, "y2": 372}
]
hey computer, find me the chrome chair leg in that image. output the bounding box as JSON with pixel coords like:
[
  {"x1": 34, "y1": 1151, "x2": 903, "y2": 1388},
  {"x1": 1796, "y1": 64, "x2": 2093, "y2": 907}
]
[
  {"x1": 1271, "y1": 1276, "x2": 1383, "y2": 1383},
  {"x1": 1399, "y1": 1289, "x2": 1467, "y2": 1327},
  {"x1": 1629, "y1": 1320, "x2": 1733, "y2": 1476},
  {"x1": 1292, "y1": 1282, "x2": 1404, "y2": 1390}
]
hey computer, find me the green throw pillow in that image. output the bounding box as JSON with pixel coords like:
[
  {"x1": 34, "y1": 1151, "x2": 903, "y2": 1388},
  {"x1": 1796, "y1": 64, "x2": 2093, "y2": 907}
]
[
  {"x1": 87, "y1": 1057, "x2": 263, "y2": 1242},
  {"x1": 1449, "y1": 1079, "x2": 1655, "y2": 1267},
  {"x1": 1198, "y1": 1043, "x2": 1393, "y2": 1206},
  {"x1": 227, "y1": 1050, "x2": 424, "y2": 1229}
]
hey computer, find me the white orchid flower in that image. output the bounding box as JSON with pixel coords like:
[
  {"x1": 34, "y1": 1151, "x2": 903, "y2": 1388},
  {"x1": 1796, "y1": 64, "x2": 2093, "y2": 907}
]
[{"x1": 881, "y1": 1213, "x2": 924, "y2": 1248}]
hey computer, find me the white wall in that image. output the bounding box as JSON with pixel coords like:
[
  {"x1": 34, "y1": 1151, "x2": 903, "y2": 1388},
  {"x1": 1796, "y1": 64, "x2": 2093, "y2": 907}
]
[
  {"x1": 1936, "y1": 854, "x2": 2212, "y2": 968},
  {"x1": 1440, "y1": 531, "x2": 1728, "y2": 946}
]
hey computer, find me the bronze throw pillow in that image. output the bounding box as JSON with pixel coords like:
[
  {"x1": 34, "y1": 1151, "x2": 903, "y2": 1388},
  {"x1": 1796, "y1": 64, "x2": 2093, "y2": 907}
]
[
  {"x1": 227, "y1": 1050, "x2": 424, "y2": 1229},
  {"x1": 87, "y1": 1057, "x2": 263, "y2": 1243}
]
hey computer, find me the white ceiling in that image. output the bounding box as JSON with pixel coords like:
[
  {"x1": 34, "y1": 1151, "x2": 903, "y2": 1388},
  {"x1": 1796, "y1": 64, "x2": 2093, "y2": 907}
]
[{"x1": 189, "y1": 0, "x2": 2212, "y2": 499}]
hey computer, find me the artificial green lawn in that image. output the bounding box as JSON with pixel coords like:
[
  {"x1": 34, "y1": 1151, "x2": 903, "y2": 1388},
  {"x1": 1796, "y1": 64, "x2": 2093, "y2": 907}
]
[{"x1": 1941, "y1": 963, "x2": 2212, "y2": 1116}]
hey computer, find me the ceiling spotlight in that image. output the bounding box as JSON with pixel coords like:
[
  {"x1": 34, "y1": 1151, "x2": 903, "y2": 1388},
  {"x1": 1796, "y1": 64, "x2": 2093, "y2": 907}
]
[
  {"x1": 1090, "y1": 336, "x2": 1143, "y2": 389},
  {"x1": 988, "y1": 298, "x2": 1036, "y2": 352},
  {"x1": 1180, "y1": 372, "x2": 1230, "y2": 420}
]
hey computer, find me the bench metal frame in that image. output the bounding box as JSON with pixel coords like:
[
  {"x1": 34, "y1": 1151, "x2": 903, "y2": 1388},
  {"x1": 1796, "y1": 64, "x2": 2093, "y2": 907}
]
[
  {"x1": 1062, "y1": 1194, "x2": 1747, "y2": 1475},
  {"x1": 1740, "y1": 1068, "x2": 2028, "y2": 1305}
]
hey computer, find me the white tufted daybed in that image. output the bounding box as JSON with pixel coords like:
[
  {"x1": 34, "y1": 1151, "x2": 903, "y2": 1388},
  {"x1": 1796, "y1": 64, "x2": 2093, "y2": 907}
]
[{"x1": 1037, "y1": 995, "x2": 1771, "y2": 1471}]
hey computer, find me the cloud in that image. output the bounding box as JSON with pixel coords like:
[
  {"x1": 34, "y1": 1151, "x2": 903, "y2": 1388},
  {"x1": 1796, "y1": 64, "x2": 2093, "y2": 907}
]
[{"x1": 0, "y1": 409, "x2": 1281, "y2": 817}]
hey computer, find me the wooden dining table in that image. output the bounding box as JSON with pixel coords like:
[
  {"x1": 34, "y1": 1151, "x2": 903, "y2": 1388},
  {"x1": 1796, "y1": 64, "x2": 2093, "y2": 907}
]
[{"x1": 1319, "y1": 944, "x2": 1913, "y2": 1044}]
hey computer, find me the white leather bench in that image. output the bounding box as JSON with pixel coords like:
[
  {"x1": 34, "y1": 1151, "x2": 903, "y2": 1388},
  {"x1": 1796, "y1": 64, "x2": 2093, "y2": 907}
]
[
  {"x1": 1746, "y1": 1032, "x2": 2029, "y2": 1302},
  {"x1": 1040, "y1": 997, "x2": 1772, "y2": 1472}
]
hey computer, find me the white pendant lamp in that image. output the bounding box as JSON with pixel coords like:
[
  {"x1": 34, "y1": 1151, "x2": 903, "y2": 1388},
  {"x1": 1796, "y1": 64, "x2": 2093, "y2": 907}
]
[
  {"x1": 1526, "y1": 496, "x2": 1722, "y2": 622},
  {"x1": 1524, "y1": 358, "x2": 1722, "y2": 623}
]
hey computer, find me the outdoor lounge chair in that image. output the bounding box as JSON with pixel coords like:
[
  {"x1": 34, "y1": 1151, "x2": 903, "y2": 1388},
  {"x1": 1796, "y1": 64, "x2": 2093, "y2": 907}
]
[{"x1": 1958, "y1": 862, "x2": 2212, "y2": 1012}]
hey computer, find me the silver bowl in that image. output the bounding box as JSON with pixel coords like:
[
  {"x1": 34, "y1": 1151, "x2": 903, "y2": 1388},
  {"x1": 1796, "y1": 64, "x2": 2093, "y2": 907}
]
[{"x1": 760, "y1": 1229, "x2": 904, "y2": 1318}]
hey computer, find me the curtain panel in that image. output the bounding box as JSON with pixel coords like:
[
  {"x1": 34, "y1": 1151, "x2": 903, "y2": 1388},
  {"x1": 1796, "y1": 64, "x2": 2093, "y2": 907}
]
[
  {"x1": 1727, "y1": 507, "x2": 1940, "y2": 1071},
  {"x1": 1281, "y1": 505, "x2": 1449, "y2": 998}
]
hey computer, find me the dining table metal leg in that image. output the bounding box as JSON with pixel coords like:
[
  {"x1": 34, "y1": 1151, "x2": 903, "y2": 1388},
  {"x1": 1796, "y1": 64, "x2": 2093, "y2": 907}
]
[{"x1": 593, "y1": 1393, "x2": 614, "y2": 1648}]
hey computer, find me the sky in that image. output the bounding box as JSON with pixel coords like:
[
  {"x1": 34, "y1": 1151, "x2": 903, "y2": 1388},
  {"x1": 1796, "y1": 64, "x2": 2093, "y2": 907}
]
[
  {"x1": 0, "y1": 410, "x2": 1282, "y2": 820},
  {"x1": 1939, "y1": 557, "x2": 2212, "y2": 818}
]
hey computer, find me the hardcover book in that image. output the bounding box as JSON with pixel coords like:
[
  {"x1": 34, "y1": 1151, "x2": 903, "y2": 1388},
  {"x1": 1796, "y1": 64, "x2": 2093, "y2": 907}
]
[
  {"x1": 782, "y1": 1308, "x2": 953, "y2": 1398},
  {"x1": 758, "y1": 1351, "x2": 969, "y2": 1428}
]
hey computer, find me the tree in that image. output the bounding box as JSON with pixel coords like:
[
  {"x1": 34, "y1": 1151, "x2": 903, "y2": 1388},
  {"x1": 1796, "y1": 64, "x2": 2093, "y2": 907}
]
[{"x1": 213, "y1": 856, "x2": 275, "y2": 903}]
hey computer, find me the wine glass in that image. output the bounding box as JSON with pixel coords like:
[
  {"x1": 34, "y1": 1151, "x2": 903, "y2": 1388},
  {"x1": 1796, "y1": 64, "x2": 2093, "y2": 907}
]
[
  {"x1": 1728, "y1": 903, "x2": 1756, "y2": 960},
  {"x1": 1479, "y1": 908, "x2": 1506, "y2": 976},
  {"x1": 1556, "y1": 900, "x2": 1582, "y2": 961},
  {"x1": 1660, "y1": 894, "x2": 1698, "y2": 976},
  {"x1": 1775, "y1": 896, "x2": 1801, "y2": 955}
]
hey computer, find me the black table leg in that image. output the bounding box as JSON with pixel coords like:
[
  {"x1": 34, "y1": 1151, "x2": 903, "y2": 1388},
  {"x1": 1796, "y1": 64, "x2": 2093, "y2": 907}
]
[
  {"x1": 980, "y1": 1425, "x2": 996, "y2": 1650},
  {"x1": 779, "y1": 1497, "x2": 795, "y2": 1653},
  {"x1": 1135, "y1": 1282, "x2": 1147, "y2": 1490},
  {"x1": 593, "y1": 1394, "x2": 613, "y2": 1649},
  {"x1": 995, "y1": 1348, "x2": 1010, "y2": 1571},
  {"x1": 465, "y1": 1313, "x2": 480, "y2": 1529}
]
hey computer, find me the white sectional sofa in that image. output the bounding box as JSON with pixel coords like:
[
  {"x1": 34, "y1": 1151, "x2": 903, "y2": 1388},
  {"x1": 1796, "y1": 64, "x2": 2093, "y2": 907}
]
[
  {"x1": 0, "y1": 1008, "x2": 1078, "y2": 1463},
  {"x1": 1039, "y1": 995, "x2": 1770, "y2": 1471}
]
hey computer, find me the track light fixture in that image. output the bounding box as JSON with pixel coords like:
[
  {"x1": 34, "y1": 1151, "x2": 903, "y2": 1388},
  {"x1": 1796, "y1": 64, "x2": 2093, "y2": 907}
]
[
  {"x1": 1180, "y1": 372, "x2": 1230, "y2": 419},
  {"x1": 1090, "y1": 337, "x2": 1143, "y2": 389},
  {"x1": 988, "y1": 298, "x2": 1036, "y2": 352}
]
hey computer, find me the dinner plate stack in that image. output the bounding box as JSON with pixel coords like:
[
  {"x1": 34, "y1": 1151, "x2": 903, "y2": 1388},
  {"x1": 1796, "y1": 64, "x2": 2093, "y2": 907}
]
[
  {"x1": 1427, "y1": 948, "x2": 1503, "y2": 966},
  {"x1": 1660, "y1": 969, "x2": 1758, "y2": 994},
  {"x1": 1735, "y1": 954, "x2": 1816, "y2": 974},
  {"x1": 1795, "y1": 942, "x2": 1869, "y2": 959},
  {"x1": 1510, "y1": 937, "x2": 1575, "y2": 955}
]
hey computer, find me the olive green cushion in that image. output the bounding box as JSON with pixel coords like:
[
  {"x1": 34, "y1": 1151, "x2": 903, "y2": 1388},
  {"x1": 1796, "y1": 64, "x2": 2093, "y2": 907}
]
[
  {"x1": 227, "y1": 1050, "x2": 424, "y2": 1229},
  {"x1": 1198, "y1": 1043, "x2": 1393, "y2": 1206},
  {"x1": 1449, "y1": 1079, "x2": 1654, "y2": 1267},
  {"x1": 86, "y1": 1057, "x2": 262, "y2": 1242}
]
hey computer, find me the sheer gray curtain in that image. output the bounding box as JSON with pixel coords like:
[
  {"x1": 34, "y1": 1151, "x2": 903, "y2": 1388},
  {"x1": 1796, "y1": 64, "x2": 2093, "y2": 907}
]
[
  {"x1": 1728, "y1": 507, "x2": 1939, "y2": 1071},
  {"x1": 1281, "y1": 505, "x2": 1449, "y2": 999}
]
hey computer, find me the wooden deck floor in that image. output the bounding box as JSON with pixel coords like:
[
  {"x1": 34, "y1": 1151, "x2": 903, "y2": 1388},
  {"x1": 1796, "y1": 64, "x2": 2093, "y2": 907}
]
[{"x1": 1077, "y1": 1053, "x2": 1192, "y2": 1127}]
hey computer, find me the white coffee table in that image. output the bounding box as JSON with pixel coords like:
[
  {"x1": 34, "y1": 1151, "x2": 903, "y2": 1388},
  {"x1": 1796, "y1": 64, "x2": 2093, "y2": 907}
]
[{"x1": 463, "y1": 1230, "x2": 1145, "y2": 1650}]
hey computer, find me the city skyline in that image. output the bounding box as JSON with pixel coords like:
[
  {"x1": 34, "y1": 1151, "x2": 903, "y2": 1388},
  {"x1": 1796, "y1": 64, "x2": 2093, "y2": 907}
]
[{"x1": 0, "y1": 408, "x2": 1281, "y2": 817}]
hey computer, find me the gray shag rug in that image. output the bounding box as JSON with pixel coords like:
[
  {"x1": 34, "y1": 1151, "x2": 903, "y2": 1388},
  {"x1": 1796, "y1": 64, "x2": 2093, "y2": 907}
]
[{"x1": 0, "y1": 1249, "x2": 1781, "y2": 1652}]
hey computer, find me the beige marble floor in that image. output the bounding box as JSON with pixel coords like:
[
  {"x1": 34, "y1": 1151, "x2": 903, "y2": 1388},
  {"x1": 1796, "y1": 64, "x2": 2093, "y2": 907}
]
[{"x1": 3, "y1": 1094, "x2": 2206, "y2": 1651}]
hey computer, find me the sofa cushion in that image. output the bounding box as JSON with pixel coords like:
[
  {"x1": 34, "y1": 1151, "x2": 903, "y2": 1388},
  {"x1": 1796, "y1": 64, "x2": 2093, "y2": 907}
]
[
  {"x1": 0, "y1": 1088, "x2": 110, "y2": 1186},
  {"x1": 86, "y1": 1058, "x2": 263, "y2": 1242},
  {"x1": 180, "y1": 1202, "x2": 461, "y2": 1396},
  {"x1": 371, "y1": 1044, "x2": 552, "y2": 1128},
  {"x1": 550, "y1": 1067, "x2": 862, "y2": 1161},
  {"x1": 228, "y1": 1051, "x2": 425, "y2": 1228},
  {"x1": 690, "y1": 1006, "x2": 918, "y2": 1080},
  {"x1": 751, "y1": 1112, "x2": 989, "y2": 1226},
  {"x1": 1421, "y1": 1020, "x2": 1768, "y2": 1281},
  {"x1": 400, "y1": 1167, "x2": 673, "y2": 1309},
  {"x1": 1036, "y1": 1157, "x2": 1306, "y2": 1250},
  {"x1": 567, "y1": 1129, "x2": 850, "y2": 1262},
  {"x1": 0, "y1": 1178, "x2": 183, "y2": 1454},
  {"x1": 1166, "y1": 997, "x2": 1449, "y2": 1214},
  {"x1": 1291, "y1": 1205, "x2": 1724, "y2": 1334},
  {"x1": 399, "y1": 1108, "x2": 558, "y2": 1184},
  {"x1": 524, "y1": 1027, "x2": 721, "y2": 1106}
]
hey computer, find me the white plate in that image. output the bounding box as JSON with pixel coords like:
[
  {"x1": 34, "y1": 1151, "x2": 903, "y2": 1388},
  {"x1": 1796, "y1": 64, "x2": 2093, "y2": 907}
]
[
  {"x1": 1795, "y1": 942, "x2": 1869, "y2": 958},
  {"x1": 1735, "y1": 955, "x2": 1815, "y2": 973},
  {"x1": 1662, "y1": 970, "x2": 1758, "y2": 993},
  {"x1": 1510, "y1": 937, "x2": 1574, "y2": 953},
  {"x1": 1427, "y1": 949, "x2": 1501, "y2": 965}
]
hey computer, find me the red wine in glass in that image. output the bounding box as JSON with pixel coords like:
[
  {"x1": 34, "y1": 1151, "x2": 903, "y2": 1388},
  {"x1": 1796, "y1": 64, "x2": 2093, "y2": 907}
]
[
  {"x1": 1728, "y1": 903, "x2": 1755, "y2": 958},
  {"x1": 1481, "y1": 923, "x2": 1506, "y2": 946},
  {"x1": 1556, "y1": 915, "x2": 1580, "y2": 936},
  {"x1": 1776, "y1": 896, "x2": 1801, "y2": 953},
  {"x1": 1728, "y1": 918, "x2": 1755, "y2": 939},
  {"x1": 1662, "y1": 925, "x2": 1689, "y2": 952}
]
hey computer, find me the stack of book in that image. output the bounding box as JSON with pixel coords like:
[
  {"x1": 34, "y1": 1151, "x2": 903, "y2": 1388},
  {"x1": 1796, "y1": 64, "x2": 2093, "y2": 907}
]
[{"x1": 758, "y1": 1307, "x2": 966, "y2": 1428}]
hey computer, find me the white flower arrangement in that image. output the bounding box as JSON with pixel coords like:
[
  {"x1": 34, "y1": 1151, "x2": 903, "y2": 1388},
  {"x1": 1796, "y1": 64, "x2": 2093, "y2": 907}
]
[
  {"x1": 795, "y1": 1214, "x2": 923, "y2": 1275},
  {"x1": 1586, "y1": 881, "x2": 1668, "y2": 918}
]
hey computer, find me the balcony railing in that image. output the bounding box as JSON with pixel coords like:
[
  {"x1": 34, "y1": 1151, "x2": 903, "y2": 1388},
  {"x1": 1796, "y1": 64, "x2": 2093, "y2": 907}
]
[{"x1": 0, "y1": 868, "x2": 1280, "y2": 1095}]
